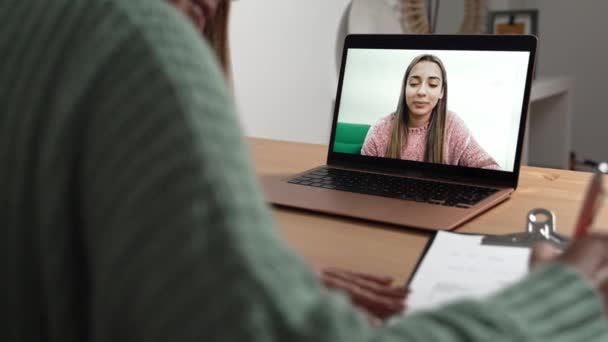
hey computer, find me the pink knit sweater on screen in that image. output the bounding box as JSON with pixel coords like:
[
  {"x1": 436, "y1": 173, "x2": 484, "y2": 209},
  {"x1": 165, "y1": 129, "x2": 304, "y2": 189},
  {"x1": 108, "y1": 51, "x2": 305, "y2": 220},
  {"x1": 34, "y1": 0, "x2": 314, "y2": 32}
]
[{"x1": 361, "y1": 112, "x2": 500, "y2": 170}]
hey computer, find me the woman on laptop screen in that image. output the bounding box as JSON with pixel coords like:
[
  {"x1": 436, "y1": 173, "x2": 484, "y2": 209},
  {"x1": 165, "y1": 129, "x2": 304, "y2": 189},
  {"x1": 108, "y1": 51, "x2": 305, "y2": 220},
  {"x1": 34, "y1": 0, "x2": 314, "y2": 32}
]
[{"x1": 361, "y1": 54, "x2": 500, "y2": 170}]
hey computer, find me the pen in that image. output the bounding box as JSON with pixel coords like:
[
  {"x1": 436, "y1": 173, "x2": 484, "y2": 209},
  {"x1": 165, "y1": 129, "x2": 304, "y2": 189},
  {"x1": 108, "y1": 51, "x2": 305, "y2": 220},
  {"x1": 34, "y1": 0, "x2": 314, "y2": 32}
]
[{"x1": 572, "y1": 163, "x2": 606, "y2": 239}]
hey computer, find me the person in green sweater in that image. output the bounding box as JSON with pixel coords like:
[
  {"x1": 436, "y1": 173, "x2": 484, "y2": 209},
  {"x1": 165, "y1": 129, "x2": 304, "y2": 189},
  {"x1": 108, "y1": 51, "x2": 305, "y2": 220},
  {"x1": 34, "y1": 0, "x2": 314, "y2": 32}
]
[
  {"x1": 2, "y1": 1, "x2": 608, "y2": 341},
  {"x1": 166, "y1": 0, "x2": 408, "y2": 323}
]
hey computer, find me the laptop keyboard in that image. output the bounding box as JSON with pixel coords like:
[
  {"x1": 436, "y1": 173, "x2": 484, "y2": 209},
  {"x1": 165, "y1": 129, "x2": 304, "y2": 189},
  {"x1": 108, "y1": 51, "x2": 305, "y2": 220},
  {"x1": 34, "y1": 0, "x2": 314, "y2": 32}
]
[{"x1": 288, "y1": 167, "x2": 498, "y2": 208}]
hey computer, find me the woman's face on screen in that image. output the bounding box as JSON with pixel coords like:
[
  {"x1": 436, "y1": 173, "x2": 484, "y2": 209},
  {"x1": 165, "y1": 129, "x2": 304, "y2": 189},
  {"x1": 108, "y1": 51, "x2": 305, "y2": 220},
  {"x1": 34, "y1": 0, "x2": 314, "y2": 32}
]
[{"x1": 405, "y1": 61, "x2": 444, "y2": 118}]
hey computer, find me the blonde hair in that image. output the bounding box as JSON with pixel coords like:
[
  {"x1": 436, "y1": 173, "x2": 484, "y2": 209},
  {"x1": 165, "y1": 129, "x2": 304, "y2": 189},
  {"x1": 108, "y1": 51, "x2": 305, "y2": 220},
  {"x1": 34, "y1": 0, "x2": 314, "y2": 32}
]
[{"x1": 386, "y1": 54, "x2": 447, "y2": 163}]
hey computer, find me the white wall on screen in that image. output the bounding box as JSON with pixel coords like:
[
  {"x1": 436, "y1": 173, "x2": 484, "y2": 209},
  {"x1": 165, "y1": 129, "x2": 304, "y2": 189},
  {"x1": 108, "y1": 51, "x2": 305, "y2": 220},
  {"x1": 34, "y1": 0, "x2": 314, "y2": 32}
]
[{"x1": 337, "y1": 49, "x2": 530, "y2": 171}]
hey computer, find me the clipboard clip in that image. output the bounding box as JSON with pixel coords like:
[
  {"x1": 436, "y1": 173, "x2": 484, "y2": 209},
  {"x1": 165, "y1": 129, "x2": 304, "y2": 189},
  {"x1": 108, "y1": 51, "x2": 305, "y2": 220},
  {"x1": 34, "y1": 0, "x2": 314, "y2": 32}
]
[{"x1": 481, "y1": 208, "x2": 569, "y2": 249}]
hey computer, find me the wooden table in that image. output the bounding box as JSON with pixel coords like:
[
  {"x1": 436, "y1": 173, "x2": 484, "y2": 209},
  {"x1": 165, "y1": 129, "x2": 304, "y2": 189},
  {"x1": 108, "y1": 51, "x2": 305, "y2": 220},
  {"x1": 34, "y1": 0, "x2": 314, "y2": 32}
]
[{"x1": 248, "y1": 138, "x2": 608, "y2": 284}]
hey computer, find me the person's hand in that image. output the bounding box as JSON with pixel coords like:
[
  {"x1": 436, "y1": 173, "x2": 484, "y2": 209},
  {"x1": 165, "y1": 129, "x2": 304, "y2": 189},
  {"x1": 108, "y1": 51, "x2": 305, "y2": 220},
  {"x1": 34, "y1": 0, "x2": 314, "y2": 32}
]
[
  {"x1": 319, "y1": 267, "x2": 408, "y2": 323},
  {"x1": 529, "y1": 241, "x2": 562, "y2": 268},
  {"x1": 531, "y1": 234, "x2": 608, "y2": 311}
]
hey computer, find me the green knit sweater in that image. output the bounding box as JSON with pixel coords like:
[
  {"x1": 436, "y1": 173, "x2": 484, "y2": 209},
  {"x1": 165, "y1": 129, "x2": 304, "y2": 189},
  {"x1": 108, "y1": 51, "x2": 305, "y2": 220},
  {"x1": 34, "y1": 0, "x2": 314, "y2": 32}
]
[{"x1": 1, "y1": 1, "x2": 606, "y2": 341}]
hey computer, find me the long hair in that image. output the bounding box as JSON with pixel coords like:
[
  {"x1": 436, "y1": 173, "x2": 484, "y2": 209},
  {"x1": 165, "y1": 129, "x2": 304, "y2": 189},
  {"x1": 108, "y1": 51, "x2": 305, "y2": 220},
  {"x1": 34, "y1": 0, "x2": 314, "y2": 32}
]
[
  {"x1": 385, "y1": 54, "x2": 448, "y2": 163},
  {"x1": 203, "y1": 0, "x2": 232, "y2": 78}
]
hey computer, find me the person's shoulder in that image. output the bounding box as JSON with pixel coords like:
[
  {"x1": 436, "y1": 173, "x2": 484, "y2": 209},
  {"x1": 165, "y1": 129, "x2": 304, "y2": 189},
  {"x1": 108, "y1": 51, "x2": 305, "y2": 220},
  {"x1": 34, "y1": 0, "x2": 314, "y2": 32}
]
[
  {"x1": 371, "y1": 113, "x2": 397, "y2": 130},
  {"x1": 87, "y1": 0, "x2": 228, "y2": 106},
  {"x1": 444, "y1": 111, "x2": 474, "y2": 148},
  {"x1": 17, "y1": 0, "x2": 216, "y2": 73},
  {"x1": 446, "y1": 110, "x2": 464, "y2": 125},
  {"x1": 109, "y1": 0, "x2": 195, "y2": 34},
  {"x1": 65, "y1": 0, "x2": 218, "y2": 64},
  {"x1": 115, "y1": 0, "x2": 225, "y2": 87},
  {"x1": 109, "y1": 0, "x2": 215, "y2": 55},
  {"x1": 446, "y1": 111, "x2": 470, "y2": 133},
  {"x1": 36, "y1": 0, "x2": 189, "y2": 37}
]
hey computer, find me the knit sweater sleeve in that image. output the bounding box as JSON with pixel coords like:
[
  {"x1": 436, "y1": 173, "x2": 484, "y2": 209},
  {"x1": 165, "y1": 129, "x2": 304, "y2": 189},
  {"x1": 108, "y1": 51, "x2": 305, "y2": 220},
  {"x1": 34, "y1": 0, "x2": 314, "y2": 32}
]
[{"x1": 65, "y1": 1, "x2": 607, "y2": 341}]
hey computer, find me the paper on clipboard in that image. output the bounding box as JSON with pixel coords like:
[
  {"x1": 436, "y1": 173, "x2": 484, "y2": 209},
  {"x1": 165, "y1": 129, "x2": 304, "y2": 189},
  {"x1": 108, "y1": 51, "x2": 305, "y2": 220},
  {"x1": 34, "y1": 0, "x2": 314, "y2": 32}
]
[{"x1": 406, "y1": 231, "x2": 531, "y2": 313}]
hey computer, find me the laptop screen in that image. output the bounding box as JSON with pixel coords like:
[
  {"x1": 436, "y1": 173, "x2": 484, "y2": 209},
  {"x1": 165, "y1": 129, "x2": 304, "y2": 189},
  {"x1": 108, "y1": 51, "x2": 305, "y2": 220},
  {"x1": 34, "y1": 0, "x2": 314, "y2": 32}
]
[{"x1": 332, "y1": 48, "x2": 531, "y2": 173}]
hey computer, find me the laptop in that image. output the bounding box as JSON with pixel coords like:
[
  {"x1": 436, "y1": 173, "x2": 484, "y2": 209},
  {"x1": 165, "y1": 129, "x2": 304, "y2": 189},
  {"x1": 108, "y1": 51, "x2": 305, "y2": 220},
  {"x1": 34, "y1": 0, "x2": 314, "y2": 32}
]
[{"x1": 260, "y1": 34, "x2": 537, "y2": 231}]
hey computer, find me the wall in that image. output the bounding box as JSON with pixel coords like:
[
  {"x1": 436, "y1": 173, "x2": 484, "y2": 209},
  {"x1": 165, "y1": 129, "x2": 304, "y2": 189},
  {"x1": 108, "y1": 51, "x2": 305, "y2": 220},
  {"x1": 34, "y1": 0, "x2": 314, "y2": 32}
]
[
  {"x1": 229, "y1": 0, "x2": 350, "y2": 144},
  {"x1": 229, "y1": 0, "x2": 529, "y2": 145},
  {"x1": 521, "y1": 0, "x2": 608, "y2": 162}
]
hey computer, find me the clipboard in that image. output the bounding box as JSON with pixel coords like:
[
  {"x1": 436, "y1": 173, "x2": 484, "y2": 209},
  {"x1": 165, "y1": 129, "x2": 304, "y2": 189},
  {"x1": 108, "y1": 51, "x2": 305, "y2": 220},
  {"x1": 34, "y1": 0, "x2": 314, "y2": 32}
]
[
  {"x1": 404, "y1": 208, "x2": 570, "y2": 313},
  {"x1": 481, "y1": 208, "x2": 569, "y2": 249}
]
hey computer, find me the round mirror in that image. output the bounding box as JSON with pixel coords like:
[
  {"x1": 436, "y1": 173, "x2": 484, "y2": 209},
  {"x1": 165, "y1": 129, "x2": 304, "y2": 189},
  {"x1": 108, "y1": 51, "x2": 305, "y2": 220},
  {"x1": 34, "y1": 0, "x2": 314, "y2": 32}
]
[
  {"x1": 336, "y1": 0, "x2": 488, "y2": 74},
  {"x1": 399, "y1": 0, "x2": 487, "y2": 34}
]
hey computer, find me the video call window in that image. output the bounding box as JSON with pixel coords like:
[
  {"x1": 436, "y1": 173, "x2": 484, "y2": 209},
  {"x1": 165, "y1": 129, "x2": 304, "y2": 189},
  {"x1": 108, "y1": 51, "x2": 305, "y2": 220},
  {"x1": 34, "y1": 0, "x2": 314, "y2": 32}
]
[{"x1": 333, "y1": 49, "x2": 530, "y2": 173}]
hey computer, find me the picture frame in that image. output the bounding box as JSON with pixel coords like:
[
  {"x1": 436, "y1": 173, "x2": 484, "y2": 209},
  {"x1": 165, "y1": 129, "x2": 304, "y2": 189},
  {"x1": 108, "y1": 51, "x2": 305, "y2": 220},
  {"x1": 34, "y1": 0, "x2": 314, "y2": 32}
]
[{"x1": 487, "y1": 9, "x2": 538, "y2": 36}]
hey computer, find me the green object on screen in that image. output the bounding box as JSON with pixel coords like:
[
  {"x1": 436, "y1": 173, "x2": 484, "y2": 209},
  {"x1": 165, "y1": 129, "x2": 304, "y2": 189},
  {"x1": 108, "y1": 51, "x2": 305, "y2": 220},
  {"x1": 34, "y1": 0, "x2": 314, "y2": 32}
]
[{"x1": 333, "y1": 122, "x2": 371, "y2": 154}]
